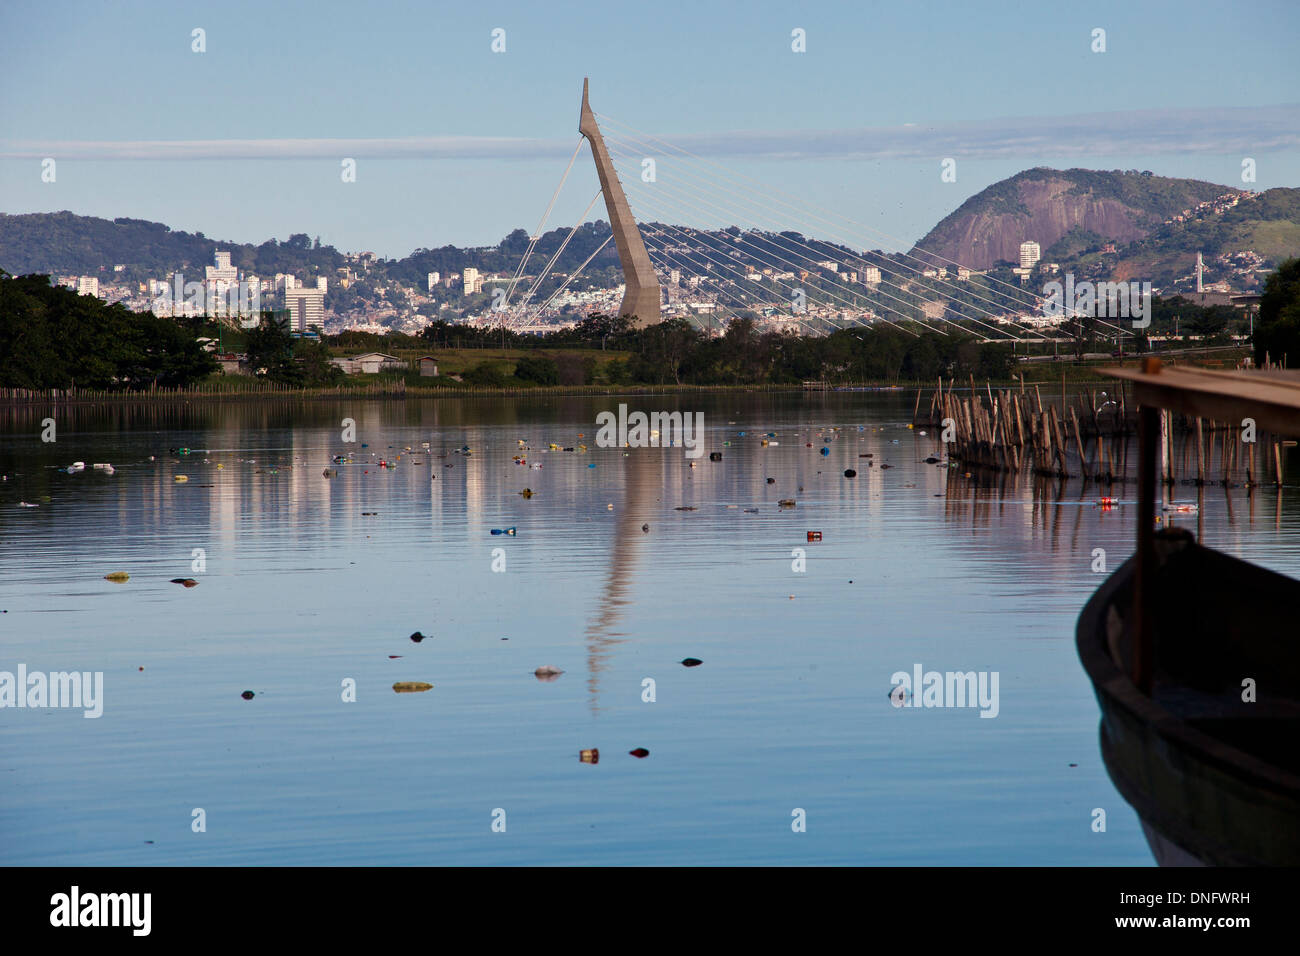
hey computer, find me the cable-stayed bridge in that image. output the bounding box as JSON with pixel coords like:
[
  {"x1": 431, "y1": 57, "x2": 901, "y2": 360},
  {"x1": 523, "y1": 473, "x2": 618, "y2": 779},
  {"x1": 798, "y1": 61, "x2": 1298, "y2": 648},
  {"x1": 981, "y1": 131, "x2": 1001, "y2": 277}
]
[{"x1": 488, "y1": 80, "x2": 1137, "y2": 347}]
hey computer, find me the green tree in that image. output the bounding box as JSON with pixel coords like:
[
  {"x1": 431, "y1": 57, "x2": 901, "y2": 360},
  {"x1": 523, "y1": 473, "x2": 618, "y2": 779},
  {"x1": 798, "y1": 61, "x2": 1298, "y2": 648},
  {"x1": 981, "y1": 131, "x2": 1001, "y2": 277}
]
[
  {"x1": 1254, "y1": 257, "x2": 1300, "y2": 367},
  {"x1": 513, "y1": 355, "x2": 558, "y2": 385}
]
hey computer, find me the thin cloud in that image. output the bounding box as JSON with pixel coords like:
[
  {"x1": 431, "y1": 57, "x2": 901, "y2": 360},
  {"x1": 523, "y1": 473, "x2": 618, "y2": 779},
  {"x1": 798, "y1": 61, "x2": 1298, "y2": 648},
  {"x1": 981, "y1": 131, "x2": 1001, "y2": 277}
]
[{"x1": 1, "y1": 104, "x2": 1295, "y2": 162}]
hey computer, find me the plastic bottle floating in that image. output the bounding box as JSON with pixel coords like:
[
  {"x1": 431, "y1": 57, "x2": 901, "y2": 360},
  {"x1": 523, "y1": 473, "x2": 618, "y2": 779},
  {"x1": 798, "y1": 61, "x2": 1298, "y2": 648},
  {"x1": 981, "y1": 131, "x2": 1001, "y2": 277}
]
[
  {"x1": 1097, "y1": 497, "x2": 1119, "y2": 506},
  {"x1": 490, "y1": 527, "x2": 517, "y2": 536},
  {"x1": 1163, "y1": 503, "x2": 1199, "y2": 514}
]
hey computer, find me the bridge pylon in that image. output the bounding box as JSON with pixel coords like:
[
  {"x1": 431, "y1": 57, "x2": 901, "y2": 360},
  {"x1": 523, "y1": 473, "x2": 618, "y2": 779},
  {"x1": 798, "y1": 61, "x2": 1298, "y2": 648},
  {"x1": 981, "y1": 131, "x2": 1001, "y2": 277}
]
[{"x1": 579, "y1": 78, "x2": 660, "y2": 328}]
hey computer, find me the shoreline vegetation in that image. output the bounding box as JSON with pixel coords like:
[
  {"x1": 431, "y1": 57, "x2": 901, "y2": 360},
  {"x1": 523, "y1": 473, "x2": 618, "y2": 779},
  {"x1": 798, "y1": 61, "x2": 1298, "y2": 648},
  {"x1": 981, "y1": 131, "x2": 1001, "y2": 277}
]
[
  {"x1": 0, "y1": 355, "x2": 1239, "y2": 406},
  {"x1": 3, "y1": 260, "x2": 1295, "y2": 406}
]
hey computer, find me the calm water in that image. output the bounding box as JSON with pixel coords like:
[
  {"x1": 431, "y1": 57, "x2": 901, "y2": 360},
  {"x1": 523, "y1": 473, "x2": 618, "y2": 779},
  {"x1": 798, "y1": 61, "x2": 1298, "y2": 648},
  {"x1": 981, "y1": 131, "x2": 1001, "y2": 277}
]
[{"x1": 2, "y1": 393, "x2": 1297, "y2": 865}]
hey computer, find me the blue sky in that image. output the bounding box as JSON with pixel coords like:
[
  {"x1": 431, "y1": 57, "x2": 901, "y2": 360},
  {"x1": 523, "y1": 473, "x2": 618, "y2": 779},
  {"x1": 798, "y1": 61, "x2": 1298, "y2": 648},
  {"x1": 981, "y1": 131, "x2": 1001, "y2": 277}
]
[{"x1": 1, "y1": 0, "x2": 1297, "y2": 258}]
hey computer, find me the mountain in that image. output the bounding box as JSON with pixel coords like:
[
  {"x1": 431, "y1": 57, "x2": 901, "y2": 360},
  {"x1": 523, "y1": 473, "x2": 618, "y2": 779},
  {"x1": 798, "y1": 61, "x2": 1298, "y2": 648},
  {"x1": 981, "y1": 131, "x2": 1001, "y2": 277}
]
[
  {"x1": 0, "y1": 211, "x2": 349, "y2": 281},
  {"x1": 0, "y1": 211, "x2": 618, "y2": 284},
  {"x1": 912, "y1": 168, "x2": 1242, "y2": 270}
]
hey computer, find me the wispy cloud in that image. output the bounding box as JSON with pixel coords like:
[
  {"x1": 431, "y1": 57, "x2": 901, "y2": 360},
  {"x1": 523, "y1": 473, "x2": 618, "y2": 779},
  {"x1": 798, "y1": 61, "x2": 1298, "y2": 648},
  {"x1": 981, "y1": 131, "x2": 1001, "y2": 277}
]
[{"x1": 2, "y1": 105, "x2": 1295, "y2": 162}]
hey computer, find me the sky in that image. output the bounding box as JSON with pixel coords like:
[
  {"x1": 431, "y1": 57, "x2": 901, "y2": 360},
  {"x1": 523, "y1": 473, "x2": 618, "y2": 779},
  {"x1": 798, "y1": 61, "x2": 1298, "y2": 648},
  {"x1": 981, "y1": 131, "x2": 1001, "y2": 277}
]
[{"x1": 1, "y1": 0, "x2": 1298, "y2": 259}]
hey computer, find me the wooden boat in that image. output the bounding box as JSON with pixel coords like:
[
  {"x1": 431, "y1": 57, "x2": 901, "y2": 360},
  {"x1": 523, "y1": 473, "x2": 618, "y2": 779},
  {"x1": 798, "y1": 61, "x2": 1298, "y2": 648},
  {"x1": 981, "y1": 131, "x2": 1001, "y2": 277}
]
[{"x1": 1077, "y1": 360, "x2": 1300, "y2": 866}]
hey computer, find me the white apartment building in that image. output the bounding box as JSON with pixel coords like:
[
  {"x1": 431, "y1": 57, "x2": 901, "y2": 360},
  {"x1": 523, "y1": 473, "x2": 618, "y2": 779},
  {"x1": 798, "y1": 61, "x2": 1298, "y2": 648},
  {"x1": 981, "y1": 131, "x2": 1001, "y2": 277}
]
[
  {"x1": 863, "y1": 266, "x2": 882, "y2": 285},
  {"x1": 285, "y1": 286, "x2": 325, "y2": 332},
  {"x1": 463, "y1": 267, "x2": 482, "y2": 295},
  {"x1": 1019, "y1": 241, "x2": 1041, "y2": 270},
  {"x1": 206, "y1": 250, "x2": 238, "y2": 283}
]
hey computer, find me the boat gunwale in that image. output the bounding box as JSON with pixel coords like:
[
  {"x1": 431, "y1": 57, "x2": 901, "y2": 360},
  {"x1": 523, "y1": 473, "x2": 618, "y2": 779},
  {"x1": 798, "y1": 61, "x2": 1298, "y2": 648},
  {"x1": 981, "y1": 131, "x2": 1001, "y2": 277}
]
[{"x1": 1077, "y1": 545, "x2": 1300, "y2": 799}]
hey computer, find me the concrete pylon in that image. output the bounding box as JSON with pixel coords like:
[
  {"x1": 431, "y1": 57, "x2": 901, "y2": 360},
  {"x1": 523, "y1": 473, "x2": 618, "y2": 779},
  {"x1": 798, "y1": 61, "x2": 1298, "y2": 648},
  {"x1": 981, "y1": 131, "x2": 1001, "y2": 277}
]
[{"x1": 579, "y1": 78, "x2": 660, "y2": 328}]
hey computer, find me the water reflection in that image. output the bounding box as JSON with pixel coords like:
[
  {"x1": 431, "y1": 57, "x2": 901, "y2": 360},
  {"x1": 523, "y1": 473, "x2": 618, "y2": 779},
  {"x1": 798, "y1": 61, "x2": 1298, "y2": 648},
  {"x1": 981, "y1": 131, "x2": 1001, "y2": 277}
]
[{"x1": 2, "y1": 393, "x2": 1297, "y2": 866}]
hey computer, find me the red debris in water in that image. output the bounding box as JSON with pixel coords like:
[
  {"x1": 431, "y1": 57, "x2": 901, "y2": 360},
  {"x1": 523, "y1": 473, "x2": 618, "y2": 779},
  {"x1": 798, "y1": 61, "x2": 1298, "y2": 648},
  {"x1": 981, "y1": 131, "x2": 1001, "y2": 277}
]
[{"x1": 629, "y1": 748, "x2": 650, "y2": 758}]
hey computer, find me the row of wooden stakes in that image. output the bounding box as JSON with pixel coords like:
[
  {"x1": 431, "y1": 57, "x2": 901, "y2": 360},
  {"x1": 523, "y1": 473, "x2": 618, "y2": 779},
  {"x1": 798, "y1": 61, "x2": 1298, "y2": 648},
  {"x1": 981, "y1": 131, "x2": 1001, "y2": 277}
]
[{"x1": 913, "y1": 379, "x2": 1288, "y2": 486}]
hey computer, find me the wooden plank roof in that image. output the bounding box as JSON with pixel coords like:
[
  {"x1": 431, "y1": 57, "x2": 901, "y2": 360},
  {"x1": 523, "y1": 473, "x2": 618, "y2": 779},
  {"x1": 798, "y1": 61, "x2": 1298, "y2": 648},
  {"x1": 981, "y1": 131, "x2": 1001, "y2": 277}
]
[{"x1": 1104, "y1": 360, "x2": 1300, "y2": 437}]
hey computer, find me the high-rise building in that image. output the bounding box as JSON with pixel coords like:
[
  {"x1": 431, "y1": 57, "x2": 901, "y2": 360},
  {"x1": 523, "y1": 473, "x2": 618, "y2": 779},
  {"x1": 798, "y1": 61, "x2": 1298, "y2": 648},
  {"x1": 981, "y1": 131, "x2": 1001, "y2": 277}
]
[
  {"x1": 316, "y1": 276, "x2": 328, "y2": 294},
  {"x1": 206, "y1": 250, "x2": 238, "y2": 283},
  {"x1": 77, "y1": 276, "x2": 99, "y2": 297},
  {"x1": 427, "y1": 272, "x2": 440, "y2": 291},
  {"x1": 863, "y1": 266, "x2": 882, "y2": 285},
  {"x1": 463, "y1": 268, "x2": 482, "y2": 295},
  {"x1": 1019, "y1": 241, "x2": 1041, "y2": 270},
  {"x1": 284, "y1": 287, "x2": 325, "y2": 332}
]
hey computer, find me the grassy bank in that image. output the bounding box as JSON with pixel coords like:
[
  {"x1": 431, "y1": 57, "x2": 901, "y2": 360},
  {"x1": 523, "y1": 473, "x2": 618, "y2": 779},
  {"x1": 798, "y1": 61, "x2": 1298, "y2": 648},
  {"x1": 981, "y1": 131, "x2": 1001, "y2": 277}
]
[{"x1": 0, "y1": 350, "x2": 1251, "y2": 405}]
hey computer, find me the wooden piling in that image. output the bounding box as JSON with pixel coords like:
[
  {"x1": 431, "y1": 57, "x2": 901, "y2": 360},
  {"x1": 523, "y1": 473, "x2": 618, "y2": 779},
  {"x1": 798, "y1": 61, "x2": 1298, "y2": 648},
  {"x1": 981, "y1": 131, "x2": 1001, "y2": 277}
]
[
  {"x1": 1195, "y1": 417, "x2": 1205, "y2": 485},
  {"x1": 1070, "y1": 407, "x2": 1089, "y2": 480}
]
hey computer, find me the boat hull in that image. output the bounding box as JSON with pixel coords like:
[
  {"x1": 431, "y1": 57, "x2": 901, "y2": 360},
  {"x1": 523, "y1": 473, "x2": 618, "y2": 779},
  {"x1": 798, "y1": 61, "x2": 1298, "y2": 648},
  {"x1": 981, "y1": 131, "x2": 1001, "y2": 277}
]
[{"x1": 1077, "y1": 540, "x2": 1300, "y2": 866}]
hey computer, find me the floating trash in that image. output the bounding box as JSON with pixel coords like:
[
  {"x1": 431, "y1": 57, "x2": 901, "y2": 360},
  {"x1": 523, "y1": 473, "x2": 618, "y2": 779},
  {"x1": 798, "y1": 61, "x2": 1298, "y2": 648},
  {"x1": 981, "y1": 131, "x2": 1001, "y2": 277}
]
[
  {"x1": 709, "y1": 452, "x2": 722, "y2": 461},
  {"x1": 879, "y1": 464, "x2": 893, "y2": 470},
  {"x1": 170, "y1": 578, "x2": 199, "y2": 588},
  {"x1": 680, "y1": 658, "x2": 703, "y2": 667},
  {"x1": 844, "y1": 469, "x2": 857, "y2": 478},
  {"x1": 17, "y1": 501, "x2": 39, "y2": 508},
  {"x1": 580, "y1": 748, "x2": 599, "y2": 764},
  {"x1": 743, "y1": 508, "x2": 759, "y2": 513},
  {"x1": 361, "y1": 511, "x2": 378, "y2": 516},
  {"x1": 241, "y1": 690, "x2": 255, "y2": 700},
  {"x1": 778, "y1": 499, "x2": 796, "y2": 508},
  {"x1": 104, "y1": 572, "x2": 130, "y2": 583},
  {"x1": 392, "y1": 682, "x2": 433, "y2": 693},
  {"x1": 519, "y1": 488, "x2": 533, "y2": 498},
  {"x1": 68, "y1": 461, "x2": 85, "y2": 473},
  {"x1": 820, "y1": 447, "x2": 830, "y2": 456},
  {"x1": 490, "y1": 527, "x2": 517, "y2": 536},
  {"x1": 534, "y1": 665, "x2": 564, "y2": 681},
  {"x1": 766, "y1": 477, "x2": 776, "y2": 484},
  {"x1": 409, "y1": 632, "x2": 431, "y2": 643},
  {"x1": 173, "y1": 475, "x2": 189, "y2": 483},
  {"x1": 629, "y1": 748, "x2": 650, "y2": 759},
  {"x1": 1097, "y1": 497, "x2": 1118, "y2": 506},
  {"x1": 641, "y1": 523, "x2": 650, "y2": 533},
  {"x1": 1163, "y1": 503, "x2": 1199, "y2": 513},
  {"x1": 322, "y1": 468, "x2": 337, "y2": 478},
  {"x1": 924, "y1": 456, "x2": 941, "y2": 464},
  {"x1": 807, "y1": 531, "x2": 822, "y2": 542},
  {"x1": 587, "y1": 463, "x2": 596, "y2": 469},
  {"x1": 674, "y1": 506, "x2": 697, "y2": 511}
]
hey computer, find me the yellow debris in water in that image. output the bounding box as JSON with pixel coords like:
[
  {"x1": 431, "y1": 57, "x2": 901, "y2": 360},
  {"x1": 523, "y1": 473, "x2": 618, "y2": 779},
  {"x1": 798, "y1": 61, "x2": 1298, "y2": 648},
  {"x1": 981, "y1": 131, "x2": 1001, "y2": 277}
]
[
  {"x1": 104, "y1": 572, "x2": 130, "y2": 583},
  {"x1": 392, "y1": 681, "x2": 434, "y2": 693},
  {"x1": 174, "y1": 475, "x2": 189, "y2": 482}
]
